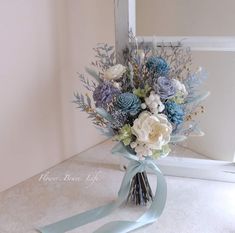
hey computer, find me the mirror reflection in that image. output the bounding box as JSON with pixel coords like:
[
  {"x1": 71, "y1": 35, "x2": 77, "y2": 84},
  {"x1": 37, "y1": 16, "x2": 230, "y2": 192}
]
[
  {"x1": 135, "y1": 0, "x2": 235, "y2": 162},
  {"x1": 136, "y1": 0, "x2": 235, "y2": 36}
]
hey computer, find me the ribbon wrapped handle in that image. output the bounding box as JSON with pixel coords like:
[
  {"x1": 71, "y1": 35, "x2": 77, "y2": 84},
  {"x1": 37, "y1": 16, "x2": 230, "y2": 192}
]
[{"x1": 37, "y1": 143, "x2": 167, "y2": 233}]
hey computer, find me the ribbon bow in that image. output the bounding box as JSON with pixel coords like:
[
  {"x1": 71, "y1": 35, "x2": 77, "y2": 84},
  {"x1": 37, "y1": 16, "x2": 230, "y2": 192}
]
[{"x1": 37, "y1": 143, "x2": 167, "y2": 233}]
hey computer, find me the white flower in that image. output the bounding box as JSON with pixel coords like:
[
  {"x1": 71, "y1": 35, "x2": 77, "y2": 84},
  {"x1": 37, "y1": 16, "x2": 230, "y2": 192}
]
[
  {"x1": 130, "y1": 141, "x2": 138, "y2": 149},
  {"x1": 141, "y1": 103, "x2": 147, "y2": 109},
  {"x1": 103, "y1": 64, "x2": 126, "y2": 80},
  {"x1": 131, "y1": 111, "x2": 172, "y2": 150},
  {"x1": 135, "y1": 144, "x2": 152, "y2": 159},
  {"x1": 113, "y1": 82, "x2": 121, "y2": 89},
  {"x1": 130, "y1": 141, "x2": 152, "y2": 159},
  {"x1": 145, "y1": 91, "x2": 165, "y2": 114},
  {"x1": 172, "y1": 79, "x2": 188, "y2": 97}
]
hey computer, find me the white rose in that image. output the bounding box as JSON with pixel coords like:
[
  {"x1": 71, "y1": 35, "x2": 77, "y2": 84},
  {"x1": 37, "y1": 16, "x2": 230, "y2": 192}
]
[
  {"x1": 173, "y1": 79, "x2": 188, "y2": 97},
  {"x1": 103, "y1": 64, "x2": 126, "y2": 80},
  {"x1": 131, "y1": 111, "x2": 172, "y2": 150}
]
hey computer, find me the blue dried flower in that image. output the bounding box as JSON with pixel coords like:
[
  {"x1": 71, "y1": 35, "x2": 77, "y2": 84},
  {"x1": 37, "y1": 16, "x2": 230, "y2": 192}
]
[
  {"x1": 154, "y1": 76, "x2": 176, "y2": 99},
  {"x1": 110, "y1": 109, "x2": 128, "y2": 128},
  {"x1": 93, "y1": 81, "x2": 120, "y2": 108},
  {"x1": 146, "y1": 56, "x2": 169, "y2": 76},
  {"x1": 165, "y1": 101, "x2": 185, "y2": 126},
  {"x1": 116, "y1": 93, "x2": 141, "y2": 116}
]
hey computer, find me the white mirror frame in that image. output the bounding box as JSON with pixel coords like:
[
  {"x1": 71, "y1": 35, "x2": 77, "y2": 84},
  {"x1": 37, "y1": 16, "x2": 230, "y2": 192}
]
[{"x1": 114, "y1": 0, "x2": 235, "y2": 182}]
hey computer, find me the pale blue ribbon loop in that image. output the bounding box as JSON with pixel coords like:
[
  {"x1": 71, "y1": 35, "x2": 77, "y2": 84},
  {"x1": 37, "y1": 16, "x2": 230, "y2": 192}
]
[{"x1": 37, "y1": 143, "x2": 167, "y2": 233}]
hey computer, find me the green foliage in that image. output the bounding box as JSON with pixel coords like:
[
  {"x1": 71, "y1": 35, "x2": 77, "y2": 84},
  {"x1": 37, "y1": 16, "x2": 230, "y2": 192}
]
[
  {"x1": 85, "y1": 67, "x2": 102, "y2": 83},
  {"x1": 78, "y1": 73, "x2": 97, "y2": 92},
  {"x1": 170, "y1": 135, "x2": 187, "y2": 143},
  {"x1": 170, "y1": 92, "x2": 185, "y2": 104},
  {"x1": 92, "y1": 43, "x2": 116, "y2": 71},
  {"x1": 152, "y1": 145, "x2": 171, "y2": 159},
  {"x1": 133, "y1": 84, "x2": 151, "y2": 98},
  {"x1": 73, "y1": 92, "x2": 107, "y2": 127},
  {"x1": 96, "y1": 108, "x2": 115, "y2": 123},
  {"x1": 116, "y1": 124, "x2": 132, "y2": 146}
]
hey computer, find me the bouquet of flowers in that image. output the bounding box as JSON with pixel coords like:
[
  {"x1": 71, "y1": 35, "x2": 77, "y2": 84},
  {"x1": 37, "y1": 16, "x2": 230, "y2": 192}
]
[
  {"x1": 37, "y1": 38, "x2": 209, "y2": 233},
  {"x1": 74, "y1": 38, "x2": 209, "y2": 206}
]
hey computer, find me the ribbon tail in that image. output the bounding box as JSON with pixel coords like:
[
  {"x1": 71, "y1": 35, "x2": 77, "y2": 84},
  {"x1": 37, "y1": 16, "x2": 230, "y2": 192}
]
[
  {"x1": 37, "y1": 162, "x2": 139, "y2": 233},
  {"x1": 36, "y1": 159, "x2": 167, "y2": 233},
  {"x1": 111, "y1": 142, "x2": 139, "y2": 161},
  {"x1": 94, "y1": 221, "x2": 145, "y2": 233},
  {"x1": 138, "y1": 161, "x2": 167, "y2": 221},
  {"x1": 37, "y1": 202, "x2": 117, "y2": 233},
  {"x1": 93, "y1": 160, "x2": 167, "y2": 233}
]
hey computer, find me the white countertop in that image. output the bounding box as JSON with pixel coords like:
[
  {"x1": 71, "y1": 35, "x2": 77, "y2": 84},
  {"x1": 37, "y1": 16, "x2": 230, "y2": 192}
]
[{"x1": 0, "y1": 140, "x2": 235, "y2": 233}]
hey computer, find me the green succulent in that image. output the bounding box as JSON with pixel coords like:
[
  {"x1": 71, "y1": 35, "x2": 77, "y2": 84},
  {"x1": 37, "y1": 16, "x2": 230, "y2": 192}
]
[{"x1": 116, "y1": 124, "x2": 132, "y2": 146}]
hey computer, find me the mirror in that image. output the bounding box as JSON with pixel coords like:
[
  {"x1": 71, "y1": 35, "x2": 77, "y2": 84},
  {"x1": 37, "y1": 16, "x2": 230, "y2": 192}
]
[
  {"x1": 136, "y1": 0, "x2": 235, "y2": 37},
  {"x1": 185, "y1": 51, "x2": 235, "y2": 162},
  {"x1": 133, "y1": 0, "x2": 235, "y2": 163}
]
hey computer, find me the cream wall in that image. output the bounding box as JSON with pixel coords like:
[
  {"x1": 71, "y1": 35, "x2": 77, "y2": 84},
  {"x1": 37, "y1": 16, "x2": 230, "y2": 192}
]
[
  {"x1": 58, "y1": 0, "x2": 115, "y2": 158},
  {"x1": 0, "y1": 0, "x2": 63, "y2": 192},
  {"x1": 0, "y1": 0, "x2": 114, "y2": 192}
]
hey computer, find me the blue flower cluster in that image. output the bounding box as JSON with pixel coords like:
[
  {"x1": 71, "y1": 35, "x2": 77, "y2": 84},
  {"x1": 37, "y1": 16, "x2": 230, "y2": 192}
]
[
  {"x1": 146, "y1": 56, "x2": 169, "y2": 76},
  {"x1": 164, "y1": 101, "x2": 185, "y2": 126},
  {"x1": 93, "y1": 81, "x2": 120, "y2": 109},
  {"x1": 116, "y1": 93, "x2": 141, "y2": 116}
]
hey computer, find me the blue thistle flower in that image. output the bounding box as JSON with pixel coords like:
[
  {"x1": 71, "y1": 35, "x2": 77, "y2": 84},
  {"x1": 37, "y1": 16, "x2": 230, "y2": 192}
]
[
  {"x1": 93, "y1": 81, "x2": 120, "y2": 109},
  {"x1": 165, "y1": 101, "x2": 185, "y2": 126},
  {"x1": 116, "y1": 93, "x2": 141, "y2": 116},
  {"x1": 146, "y1": 56, "x2": 170, "y2": 76}
]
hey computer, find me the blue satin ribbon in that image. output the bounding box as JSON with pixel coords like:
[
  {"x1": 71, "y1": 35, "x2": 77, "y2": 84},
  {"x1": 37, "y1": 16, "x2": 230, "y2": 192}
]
[{"x1": 37, "y1": 143, "x2": 167, "y2": 233}]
